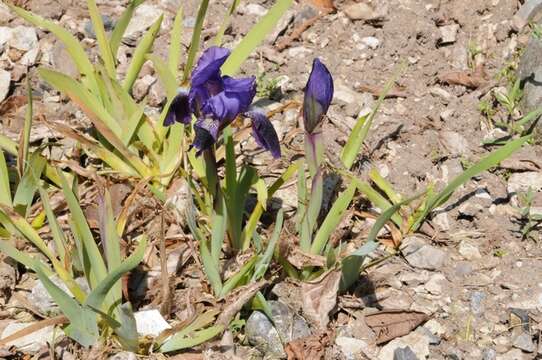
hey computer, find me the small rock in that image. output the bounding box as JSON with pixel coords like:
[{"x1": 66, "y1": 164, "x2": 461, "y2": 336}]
[
  {"x1": 123, "y1": 4, "x2": 162, "y2": 44},
  {"x1": 336, "y1": 336, "x2": 373, "y2": 358},
  {"x1": 0, "y1": 2, "x2": 14, "y2": 23},
  {"x1": 512, "y1": 332, "x2": 535, "y2": 353},
  {"x1": 183, "y1": 17, "x2": 196, "y2": 28},
  {"x1": 482, "y1": 348, "x2": 497, "y2": 360},
  {"x1": 133, "y1": 309, "x2": 171, "y2": 337},
  {"x1": 148, "y1": 82, "x2": 166, "y2": 107},
  {"x1": 132, "y1": 74, "x2": 156, "y2": 101},
  {"x1": 507, "y1": 172, "x2": 542, "y2": 195},
  {"x1": 393, "y1": 346, "x2": 419, "y2": 360},
  {"x1": 361, "y1": 36, "x2": 380, "y2": 49},
  {"x1": 424, "y1": 273, "x2": 447, "y2": 296},
  {"x1": 440, "y1": 108, "x2": 454, "y2": 121},
  {"x1": 459, "y1": 241, "x2": 482, "y2": 260},
  {"x1": 429, "y1": 86, "x2": 453, "y2": 103},
  {"x1": 440, "y1": 131, "x2": 470, "y2": 156},
  {"x1": 496, "y1": 348, "x2": 528, "y2": 360},
  {"x1": 343, "y1": 2, "x2": 386, "y2": 22},
  {"x1": 108, "y1": 352, "x2": 137, "y2": 360},
  {"x1": 402, "y1": 237, "x2": 447, "y2": 270},
  {"x1": 0, "y1": 26, "x2": 12, "y2": 52},
  {"x1": 51, "y1": 41, "x2": 79, "y2": 79},
  {"x1": 242, "y1": 3, "x2": 267, "y2": 17},
  {"x1": 439, "y1": 24, "x2": 460, "y2": 44},
  {"x1": 470, "y1": 291, "x2": 486, "y2": 316},
  {"x1": 333, "y1": 84, "x2": 361, "y2": 105},
  {"x1": 246, "y1": 301, "x2": 311, "y2": 358},
  {"x1": 455, "y1": 261, "x2": 473, "y2": 276},
  {"x1": 20, "y1": 46, "x2": 39, "y2": 66},
  {"x1": 518, "y1": 36, "x2": 542, "y2": 118},
  {"x1": 287, "y1": 46, "x2": 312, "y2": 58},
  {"x1": 1, "y1": 322, "x2": 61, "y2": 352},
  {"x1": 84, "y1": 15, "x2": 115, "y2": 39},
  {"x1": 379, "y1": 332, "x2": 430, "y2": 360},
  {"x1": 28, "y1": 275, "x2": 89, "y2": 315},
  {"x1": 8, "y1": 26, "x2": 38, "y2": 52},
  {"x1": 0, "y1": 69, "x2": 10, "y2": 103}
]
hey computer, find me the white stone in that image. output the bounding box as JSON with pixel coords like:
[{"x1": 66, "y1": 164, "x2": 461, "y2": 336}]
[
  {"x1": 1, "y1": 322, "x2": 61, "y2": 352},
  {"x1": 0, "y1": 26, "x2": 12, "y2": 51},
  {"x1": 361, "y1": 36, "x2": 380, "y2": 49},
  {"x1": 20, "y1": 46, "x2": 39, "y2": 66},
  {"x1": 425, "y1": 273, "x2": 447, "y2": 296},
  {"x1": 333, "y1": 84, "x2": 360, "y2": 104},
  {"x1": 244, "y1": 4, "x2": 267, "y2": 17},
  {"x1": 134, "y1": 309, "x2": 171, "y2": 337},
  {"x1": 335, "y1": 336, "x2": 375, "y2": 358},
  {"x1": 459, "y1": 241, "x2": 482, "y2": 260},
  {"x1": 8, "y1": 26, "x2": 38, "y2": 52},
  {"x1": 378, "y1": 331, "x2": 430, "y2": 360},
  {"x1": 0, "y1": 69, "x2": 10, "y2": 103},
  {"x1": 424, "y1": 319, "x2": 446, "y2": 336},
  {"x1": 439, "y1": 24, "x2": 460, "y2": 44},
  {"x1": 508, "y1": 172, "x2": 542, "y2": 194},
  {"x1": 287, "y1": 46, "x2": 312, "y2": 58},
  {"x1": 440, "y1": 130, "x2": 469, "y2": 156}
]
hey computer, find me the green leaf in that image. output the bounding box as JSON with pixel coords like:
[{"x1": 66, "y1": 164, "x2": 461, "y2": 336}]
[
  {"x1": 221, "y1": 0, "x2": 293, "y2": 76},
  {"x1": 253, "y1": 209, "x2": 283, "y2": 281},
  {"x1": 340, "y1": 62, "x2": 405, "y2": 169},
  {"x1": 85, "y1": 236, "x2": 147, "y2": 312},
  {"x1": 311, "y1": 182, "x2": 356, "y2": 255},
  {"x1": 411, "y1": 135, "x2": 530, "y2": 231},
  {"x1": 146, "y1": 54, "x2": 178, "y2": 98},
  {"x1": 159, "y1": 325, "x2": 223, "y2": 353},
  {"x1": 18, "y1": 77, "x2": 33, "y2": 177},
  {"x1": 213, "y1": 0, "x2": 240, "y2": 46},
  {"x1": 59, "y1": 171, "x2": 108, "y2": 290},
  {"x1": 210, "y1": 193, "x2": 227, "y2": 266},
  {"x1": 369, "y1": 168, "x2": 402, "y2": 204},
  {"x1": 110, "y1": 0, "x2": 145, "y2": 57},
  {"x1": 123, "y1": 15, "x2": 163, "y2": 92},
  {"x1": 219, "y1": 256, "x2": 257, "y2": 298},
  {"x1": 0, "y1": 151, "x2": 12, "y2": 206},
  {"x1": 13, "y1": 152, "x2": 46, "y2": 215},
  {"x1": 182, "y1": 0, "x2": 209, "y2": 82},
  {"x1": 354, "y1": 179, "x2": 402, "y2": 226},
  {"x1": 168, "y1": 6, "x2": 184, "y2": 76},
  {"x1": 87, "y1": 0, "x2": 116, "y2": 77},
  {"x1": 114, "y1": 303, "x2": 139, "y2": 352},
  {"x1": 33, "y1": 261, "x2": 98, "y2": 347},
  {"x1": 0, "y1": 239, "x2": 49, "y2": 275},
  {"x1": 38, "y1": 186, "x2": 67, "y2": 263}
]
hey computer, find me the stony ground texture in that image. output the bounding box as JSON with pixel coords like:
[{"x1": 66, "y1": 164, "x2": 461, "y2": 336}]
[{"x1": 1, "y1": 0, "x2": 542, "y2": 359}]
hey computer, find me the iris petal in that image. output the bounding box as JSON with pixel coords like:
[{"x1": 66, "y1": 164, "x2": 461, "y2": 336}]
[
  {"x1": 245, "y1": 109, "x2": 281, "y2": 159},
  {"x1": 192, "y1": 125, "x2": 216, "y2": 155},
  {"x1": 163, "y1": 90, "x2": 191, "y2": 126},
  {"x1": 203, "y1": 76, "x2": 256, "y2": 124},
  {"x1": 191, "y1": 47, "x2": 230, "y2": 88},
  {"x1": 303, "y1": 58, "x2": 334, "y2": 134}
]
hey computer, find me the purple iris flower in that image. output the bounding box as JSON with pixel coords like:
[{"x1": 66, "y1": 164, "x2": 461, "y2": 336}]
[
  {"x1": 163, "y1": 46, "x2": 281, "y2": 159},
  {"x1": 303, "y1": 58, "x2": 334, "y2": 134}
]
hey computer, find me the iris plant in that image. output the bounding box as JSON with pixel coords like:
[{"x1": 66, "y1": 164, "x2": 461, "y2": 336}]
[
  {"x1": 299, "y1": 58, "x2": 334, "y2": 254},
  {"x1": 163, "y1": 46, "x2": 281, "y2": 159}
]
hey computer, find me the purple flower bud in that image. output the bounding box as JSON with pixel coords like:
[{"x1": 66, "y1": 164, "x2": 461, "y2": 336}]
[
  {"x1": 303, "y1": 58, "x2": 334, "y2": 134},
  {"x1": 245, "y1": 109, "x2": 281, "y2": 159},
  {"x1": 163, "y1": 89, "x2": 191, "y2": 126}
]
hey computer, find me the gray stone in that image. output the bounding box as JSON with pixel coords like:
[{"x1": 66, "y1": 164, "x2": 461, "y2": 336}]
[
  {"x1": 361, "y1": 36, "x2": 380, "y2": 49},
  {"x1": 512, "y1": 0, "x2": 542, "y2": 31},
  {"x1": 482, "y1": 348, "x2": 497, "y2": 360},
  {"x1": 8, "y1": 26, "x2": 38, "y2": 52},
  {"x1": 459, "y1": 241, "x2": 482, "y2": 260},
  {"x1": 132, "y1": 74, "x2": 156, "y2": 101},
  {"x1": 84, "y1": 15, "x2": 115, "y2": 39},
  {"x1": 241, "y1": 3, "x2": 267, "y2": 17},
  {"x1": 519, "y1": 36, "x2": 542, "y2": 115},
  {"x1": 336, "y1": 336, "x2": 373, "y2": 358},
  {"x1": 333, "y1": 84, "x2": 361, "y2": 105},
  {"x1": 246, "y1": 301, "x2": 311, "y2": 358},
  {"x1": 402, "y1": 237, "x2": 447, "y2": 270},
  {"x1": 393, "y1": 346, "x2": 419, "y2": 360},
  {"x1": 0, "y1": 69, "x2": 10, "y2": 103},
  {"x1": 470, "y1": 291, "x2": 486, "y2": 316},
  {"x1": 51, "y1": 41, "x2": 79, "y2": 78},
  {"x1": 429, "y1": 86, "x2": 453, "y2": 103},
  {"x1": 439, "y1": 131, "x2": 470, "y2": 156},
  {"x1": 123, "y1": 4, "x2": 162, "y2": 44},
  {"x1": 496, "y1": 348, "x2": 528, "y2": 360},
  {"x1": 379, "y1": 332, "x2": 430, "y2": 360},
  {"x1": 0, "y1": 27, "x2": 12, "y2": 52},
  {"x1": 28, "y1": 276, "x2": 89, "y2": 315},
  {"x1": 512, "y1": 332, "x2": 535, "y2": 353},
  {"x1": 183, "y1": 17, "x2": 196, "y2": 28}
]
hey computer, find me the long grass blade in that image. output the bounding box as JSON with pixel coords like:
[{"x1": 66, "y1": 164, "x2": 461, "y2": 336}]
[
  {"x1": 182, "y1": 0, "x2": 209, "y2": 82},
  {"x1": 213, "y1": 0, "x2": 240, "y2": 46},
  {"x1": 110, "y1": 0, "x2": 145, "y2": 57},
  {"x1": 168, "y1": 6, "x2": 184, "y2": 76},
  {"x1": 38, "y1": 186, "x2": 67, "y2": 263},
  {"x1": 0, "y1": 151, "x2": 12, "y2": 206},
  {"x1": 87, "y1": 0, "x2": 116, "y2": 77},
  {"x1": 17, "y1": 77, "x2": 32, "y2": 177}
]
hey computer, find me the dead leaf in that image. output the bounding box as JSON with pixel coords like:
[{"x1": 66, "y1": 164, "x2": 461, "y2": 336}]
[
  {"x1": 285, "y1": 332, "x2": 330, "y2": 360},
  {"x1": 364, "y1": 310, "x2": 429, "y2": 344},
  {"x1": 287, "y1": 247, "x2": 326, "y2": 269},
  {"x1": 307, "y1": 0, "x2": 335, "y2": 10},
  {"x1": 301, "y1": 269, "x2": 341, "y2": 328},
  {"x1": 216, "y1": 280, "x2": 268, "y2": 327},
  {"x1": 438, "y1": 66, "x2": 487, "y2": 89}
]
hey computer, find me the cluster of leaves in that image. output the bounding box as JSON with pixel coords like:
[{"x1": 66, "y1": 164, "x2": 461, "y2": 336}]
[{"x1": 0, "y1": 0, "x2": 534, "y2": 354}]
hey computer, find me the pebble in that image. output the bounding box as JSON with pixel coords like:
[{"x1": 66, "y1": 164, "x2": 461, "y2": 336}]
[
  {"x1": 132, "y1": 74, "x2": 156, "y2": 101},
  {"x1": 424, "y1": 273, "x2": 447, "y2": 296},
  {"x1": 343, "y1": 2, "x2": 386, "y2": 22},
  {"x1": 0, "y1": 26, "x2": 12, "y2": 52},
  {"x1": 512, "y1": 332, "x2": 535, "y2": 353},
  {"x1": 361, "y1": 36, "x2": 380, "y2": 49},
  {"x1": 393, "y1": 346, "x2": 419, "y2": 360},
  {"x1": 378, "y1": 332, "x2": 430, "y2": 360},
  {"x1": 123, "y1": 4, "x2": 162, "y2": 43},
  {"x1": 8, "y1": 26, "x2": 38, "y2": 52},
  {"x1": 287, "y1": 46, "x2": 312, "y2": 58},
  {"x1": 183, "y1": 17, "x2": 196, "y2": 28},
  {"x1": 335, "y1": 336, "x2": 374, "y2": 358},
  {"x1": 133, "y1": 309, "x2": 171, "y2": 337},
  {"x1": 242, "y1": 3, "x2": 267, "y2": 17},
  {"x1": 439, "y1": 24, "x2": 460, "y2": 44},
  {"x1": 402, "y1": 237, "x2": 447, "y2": 270},
  {"x1": 507, "y1": 172, "x2": 542, "y2": 195},
  {"x1": 482, "y1": 348, "x2": 497, "y2": 360},
  {"x1": 496, "y1": 348, "x2": 528, "y2": 360},
  {"x1": 459, "y1": 241, "x2": 482, "y2": 260},
  {"x1": 84, "y1": 15, "x2": 115, "y2": 39},
  {"x1": 429, "y1": 86, "x2": 453, "y2": 103},
  {"x1": 333, "y1": 83, "x2": 362, "y2": 105},
  {"x1": 470, "y1": 291, "x2": 486, "y2": 316},
  {"x1": 0, "y1": 69, "x2": 10, "y2": 103},
  {"x1": 1, "y1": 322, "x2": 61, "y2": 352}
]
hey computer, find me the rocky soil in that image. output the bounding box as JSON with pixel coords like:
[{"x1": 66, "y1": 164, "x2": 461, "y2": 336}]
[{"x1": 1, "y1": 0, "x2": 542, "y2": 359}]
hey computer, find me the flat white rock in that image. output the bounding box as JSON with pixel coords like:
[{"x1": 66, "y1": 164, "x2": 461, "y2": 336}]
[{"x1": 134, "y1": 309, "x2": 171, "y2": 337}]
